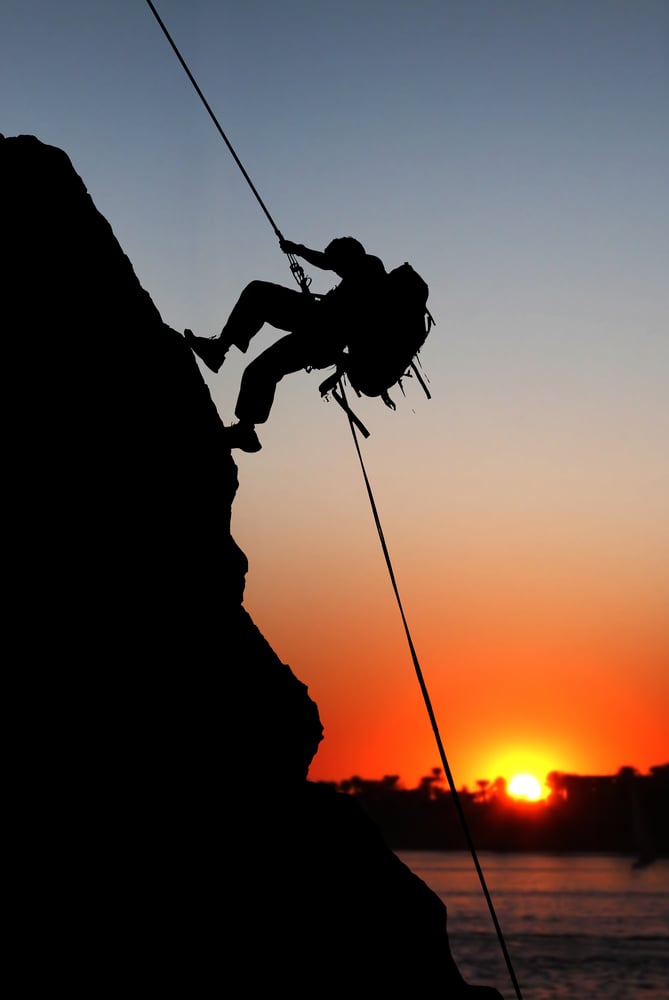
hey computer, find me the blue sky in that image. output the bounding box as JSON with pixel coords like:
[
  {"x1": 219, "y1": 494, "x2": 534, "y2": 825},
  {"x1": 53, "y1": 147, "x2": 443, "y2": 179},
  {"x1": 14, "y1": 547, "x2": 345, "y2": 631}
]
[{"x1": 3, "y1": 1, "x2": 667, "y2": 788}]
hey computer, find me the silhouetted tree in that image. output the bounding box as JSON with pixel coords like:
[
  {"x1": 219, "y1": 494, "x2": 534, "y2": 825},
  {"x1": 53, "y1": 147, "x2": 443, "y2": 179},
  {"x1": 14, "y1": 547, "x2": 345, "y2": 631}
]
[{"x1": 474, "y1": 779, "x2": 491, "y2": 803}]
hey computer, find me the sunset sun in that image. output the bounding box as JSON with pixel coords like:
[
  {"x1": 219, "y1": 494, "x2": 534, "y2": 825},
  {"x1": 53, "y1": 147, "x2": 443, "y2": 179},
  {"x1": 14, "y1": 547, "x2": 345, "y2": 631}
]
[{"x1": 508, "y1": 773, "x2": 544, "y2": 802}]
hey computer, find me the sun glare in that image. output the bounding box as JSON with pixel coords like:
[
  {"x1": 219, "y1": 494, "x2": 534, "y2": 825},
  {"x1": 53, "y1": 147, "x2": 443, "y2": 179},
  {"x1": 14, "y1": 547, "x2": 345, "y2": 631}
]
[{"x1": 508, "y1": 773, "x2": 544, "y2": 802}]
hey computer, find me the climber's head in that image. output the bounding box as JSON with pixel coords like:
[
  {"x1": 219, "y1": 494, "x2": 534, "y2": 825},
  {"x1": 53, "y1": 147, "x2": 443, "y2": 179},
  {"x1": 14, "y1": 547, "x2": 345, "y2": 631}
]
[{"x1": 324, "y1": 237, "x2": 366, "y2": 276}]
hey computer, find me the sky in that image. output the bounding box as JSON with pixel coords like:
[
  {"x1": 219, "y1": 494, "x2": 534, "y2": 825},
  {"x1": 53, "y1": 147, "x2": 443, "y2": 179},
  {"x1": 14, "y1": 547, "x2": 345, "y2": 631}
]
[{"x1": 3, "y1": 0, "x2": 667, "y2": 792}]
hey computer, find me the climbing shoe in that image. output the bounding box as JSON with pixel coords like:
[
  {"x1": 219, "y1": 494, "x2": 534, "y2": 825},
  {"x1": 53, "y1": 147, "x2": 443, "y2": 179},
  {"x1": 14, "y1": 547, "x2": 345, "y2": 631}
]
[
  {"x1": 184, "y1": 328, "x2": 229, "y2": 373},
  {"x1": 224, "y1": 422, "x2": 262, "y2": 453}
]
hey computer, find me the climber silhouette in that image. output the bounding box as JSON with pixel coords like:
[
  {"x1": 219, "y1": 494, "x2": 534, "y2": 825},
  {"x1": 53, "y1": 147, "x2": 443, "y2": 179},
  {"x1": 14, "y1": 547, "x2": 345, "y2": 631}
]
[{"x1": 185, "y1": 237, "x2": 387, "y2": 452}]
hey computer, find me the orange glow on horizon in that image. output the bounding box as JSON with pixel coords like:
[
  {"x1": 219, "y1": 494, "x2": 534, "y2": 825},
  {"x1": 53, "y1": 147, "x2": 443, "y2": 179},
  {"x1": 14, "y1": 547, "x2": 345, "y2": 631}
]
[{"x1": 255, "y1": 531, "x2": 669, "y2": 795}]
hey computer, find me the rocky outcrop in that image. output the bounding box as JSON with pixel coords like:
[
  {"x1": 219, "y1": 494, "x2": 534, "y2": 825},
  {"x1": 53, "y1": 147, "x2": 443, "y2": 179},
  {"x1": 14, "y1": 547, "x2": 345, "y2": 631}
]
[{"x1": 3, "y1": 134, "x2": 503, "y2": 997}]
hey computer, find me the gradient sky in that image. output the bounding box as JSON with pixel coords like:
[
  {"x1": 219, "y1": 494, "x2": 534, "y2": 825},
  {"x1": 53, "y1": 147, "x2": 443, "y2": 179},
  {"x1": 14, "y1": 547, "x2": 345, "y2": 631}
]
[{"x1": 4, "y1": 1, "x2": 667, "y2": 790}]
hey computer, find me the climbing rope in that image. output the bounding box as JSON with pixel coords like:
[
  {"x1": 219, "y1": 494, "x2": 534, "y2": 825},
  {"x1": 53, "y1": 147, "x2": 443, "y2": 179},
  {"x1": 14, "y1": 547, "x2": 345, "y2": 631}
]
[
  {"x1": 144, "y1": 0, "x2": 310, "y2": 293},
  {"x1": 144, "y1": 4, "x2": 522, "y2": 995},
  {"x1": 338, "y1": 382, "x2": 523, "y2": 1000}
]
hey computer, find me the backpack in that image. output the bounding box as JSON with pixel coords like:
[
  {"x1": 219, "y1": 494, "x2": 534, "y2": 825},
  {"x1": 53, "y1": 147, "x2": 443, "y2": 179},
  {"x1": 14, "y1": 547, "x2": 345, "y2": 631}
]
[{"x1": 339, "y1": 262, "x2": 434, "y2": 409}]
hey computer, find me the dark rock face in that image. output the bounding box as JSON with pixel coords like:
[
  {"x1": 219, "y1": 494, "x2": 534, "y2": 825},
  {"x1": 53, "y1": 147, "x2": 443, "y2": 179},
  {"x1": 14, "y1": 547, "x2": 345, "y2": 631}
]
[{"x1": 2, "y1": 135, "x2": 503, "y2": 997}]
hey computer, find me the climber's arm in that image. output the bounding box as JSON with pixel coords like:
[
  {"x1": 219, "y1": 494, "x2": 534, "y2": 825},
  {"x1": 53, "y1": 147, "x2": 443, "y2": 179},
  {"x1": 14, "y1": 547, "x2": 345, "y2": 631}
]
[{"x1": 280, "y1": 239, "x2": 330, "y2": 271}]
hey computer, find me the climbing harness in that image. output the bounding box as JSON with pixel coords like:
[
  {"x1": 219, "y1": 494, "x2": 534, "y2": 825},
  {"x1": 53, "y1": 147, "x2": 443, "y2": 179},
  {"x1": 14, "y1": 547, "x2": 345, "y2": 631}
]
[{"x1": 144, "y1": 5, "x2": 522, "y2": 997}]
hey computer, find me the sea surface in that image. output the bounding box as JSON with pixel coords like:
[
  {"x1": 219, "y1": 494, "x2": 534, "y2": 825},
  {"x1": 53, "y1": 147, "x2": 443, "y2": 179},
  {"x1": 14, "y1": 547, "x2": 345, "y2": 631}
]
[{"x1": 397, "y1": 851, "x2": 669, "y2": 1000}]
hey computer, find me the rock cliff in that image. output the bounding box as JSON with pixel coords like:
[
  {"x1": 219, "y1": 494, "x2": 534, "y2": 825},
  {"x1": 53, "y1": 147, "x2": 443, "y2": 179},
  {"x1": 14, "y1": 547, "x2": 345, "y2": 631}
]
[{"x1": 3, "y1": 134, "x2": 503, "y2": 997}]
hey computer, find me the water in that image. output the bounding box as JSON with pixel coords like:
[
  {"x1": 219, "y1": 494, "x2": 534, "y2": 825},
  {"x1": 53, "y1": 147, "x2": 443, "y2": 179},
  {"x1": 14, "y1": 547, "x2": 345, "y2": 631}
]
[{"x1": 397, "y1": 851, "x2": 669, "y2": 1000}]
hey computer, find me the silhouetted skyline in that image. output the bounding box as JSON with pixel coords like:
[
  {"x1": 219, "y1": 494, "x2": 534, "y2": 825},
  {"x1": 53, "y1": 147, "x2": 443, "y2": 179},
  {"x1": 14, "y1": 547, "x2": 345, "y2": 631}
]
[{"x1": 325, "y1": 763, "x2": 669, "y2": 856}]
